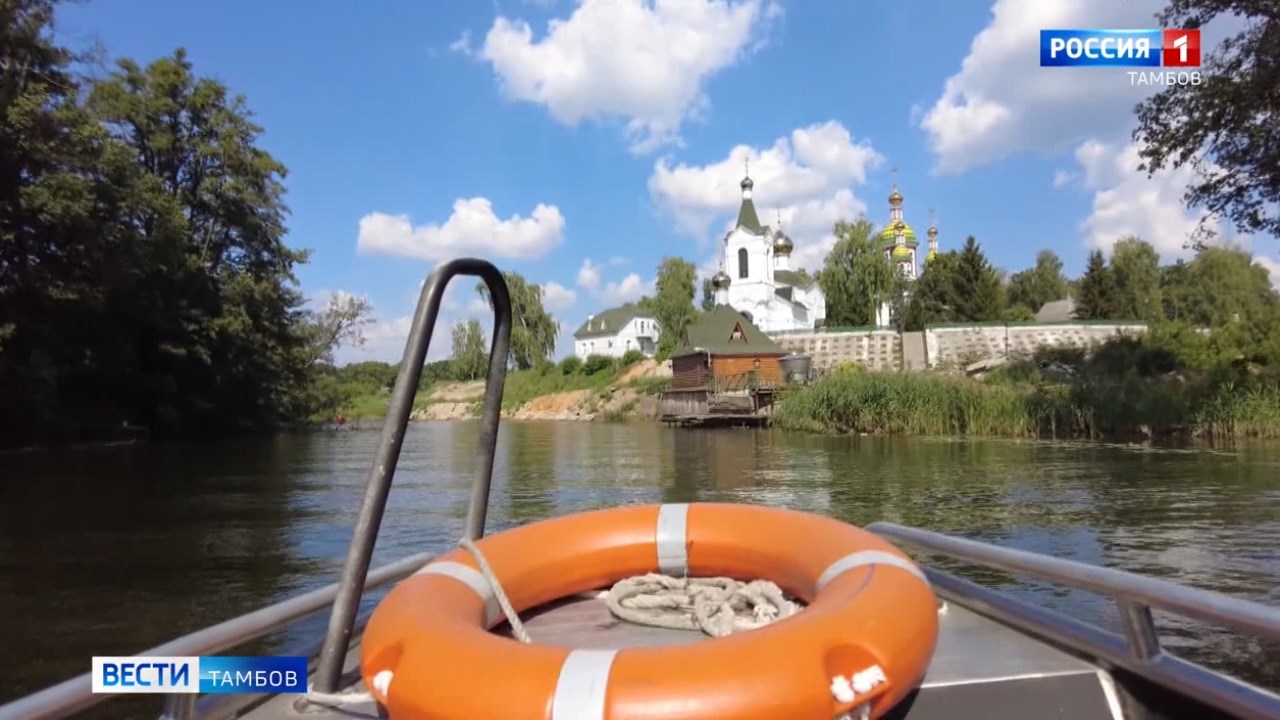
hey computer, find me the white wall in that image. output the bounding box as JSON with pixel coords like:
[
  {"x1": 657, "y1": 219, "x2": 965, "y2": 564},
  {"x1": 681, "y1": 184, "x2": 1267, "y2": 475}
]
[
  {"x1": 573, "y1": 316, "x2": 661, "y2": 359},
  {"x1": 771, "y1": 322, "x2": 1148, "y2": 371},
  {"x1": 725, "y1": 228, "x2": 773, "y2": 286}
]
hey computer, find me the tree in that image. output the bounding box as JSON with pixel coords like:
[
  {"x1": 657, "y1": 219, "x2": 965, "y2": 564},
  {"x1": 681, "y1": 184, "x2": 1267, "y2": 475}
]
[
  {"x1": 449, "y1": 319, "x2": 488, "y2": 381},
  {"x1": 1075, "y1": 250, "x2": 1118, "y2": 320},
  {"x1": 700, "y1": 277, "x2": 716, "y2": 311},
  {"x1": 817, "y1": 218, "x2": 896, "y2": 327},
  {"x1": 902, "y1": 251, "x2": 963, "y2": 330},
  {"x1": 1108, "y1": 237, "x2": 1162, "y2": 321},
  {"x1": 0, "y1": 9, "x2": 339, "y2": 444},
  {"x1": 1132, "y1": 2, "x2": 1280, "y2": 244},
  {"x1": 1006, "y1": 250, "x2": 1069, "y2": 315},
  {"x1": 641, "y1": 257, "x2": 698, "y2": 356},
  {"x1": 950, "y1": 237, "x2": 1003, "y2": 322},
  {"x1": 475, "y1": 272, "x2": 559, "y2": 370},
  {"x1": 299, "y1": 293, "x2": 374, "y2": 369}
]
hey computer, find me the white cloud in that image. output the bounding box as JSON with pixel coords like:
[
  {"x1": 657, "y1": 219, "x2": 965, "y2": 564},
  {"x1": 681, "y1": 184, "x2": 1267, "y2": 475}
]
[
  {"x1": 356, "y1": 197, "x2": 565, "y2": 261},
  {"x1": 1063, "y1": 138, "x2": 1279, "y2": 286},
  {"x1": 600, "y1": 272, "x2": 652, "y2": 304},
  {"x1": 467, "y1": 0, "x2": 780, "y2": 153},
  {"x1": 576, "y1": 258, "x2": 601, "y2": 292},
  {"x1": 1068, "y1": 138, "x2": 1232, "y2": 256},
  {"x1": 541, "y1": 280, "x2": 578, "y2": 310},
  {"x1": 920, "y1": 0, "x2": 1167, "y2": 174},
  {"x1": 648, "y1": 120, "x2": 882, "y2": 271},
  {"x1": 574, "y1": 257, "x2": 653, "y2": 311}
]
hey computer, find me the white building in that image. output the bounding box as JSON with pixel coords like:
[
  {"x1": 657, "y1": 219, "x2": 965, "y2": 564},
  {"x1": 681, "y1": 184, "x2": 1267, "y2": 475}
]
[
  {"x1": 710, "y1": 169, "x2": 826, "y2": 333},
  {"x1": 571, "y1": 305, "x2": 660, "y2": 359}
]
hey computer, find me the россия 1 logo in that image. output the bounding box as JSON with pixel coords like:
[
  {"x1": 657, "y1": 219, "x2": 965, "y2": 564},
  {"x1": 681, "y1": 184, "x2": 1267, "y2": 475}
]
[{"x1": 1040, "y1": 29, "x2": 1202, "y2": 87}]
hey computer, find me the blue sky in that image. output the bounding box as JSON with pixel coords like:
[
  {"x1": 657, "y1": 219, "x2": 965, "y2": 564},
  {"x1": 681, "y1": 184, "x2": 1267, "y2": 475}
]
[{"x1": 55, "y1": 0, "x2": 1277, "y2": 362}]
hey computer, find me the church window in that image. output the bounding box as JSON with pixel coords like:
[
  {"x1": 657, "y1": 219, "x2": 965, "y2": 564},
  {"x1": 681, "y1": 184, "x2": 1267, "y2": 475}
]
[
  {"x1": 738, "y1": 248, "x2": 748, "y2": 279},
  {"x1": 729, "y1": 321, "x2": 746, "y2": 342}
]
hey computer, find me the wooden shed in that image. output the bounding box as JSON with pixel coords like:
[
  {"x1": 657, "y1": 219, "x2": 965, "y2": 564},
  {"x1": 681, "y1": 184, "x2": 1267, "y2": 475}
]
[{"x1": 669, "y1": 306, "x2": 787, "y2": 391}]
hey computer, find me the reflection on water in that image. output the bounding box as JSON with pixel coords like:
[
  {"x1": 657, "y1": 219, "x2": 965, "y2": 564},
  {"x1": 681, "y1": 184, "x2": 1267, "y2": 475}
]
[{"x1": 1, "y1": 424, "x2": 1278, "y2": 715}]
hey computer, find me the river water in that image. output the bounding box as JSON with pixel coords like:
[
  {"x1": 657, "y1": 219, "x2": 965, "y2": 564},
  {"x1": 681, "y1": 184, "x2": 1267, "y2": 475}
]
[{"x1": 2, "y1": 422, "x2": 1279, "y2": 715}]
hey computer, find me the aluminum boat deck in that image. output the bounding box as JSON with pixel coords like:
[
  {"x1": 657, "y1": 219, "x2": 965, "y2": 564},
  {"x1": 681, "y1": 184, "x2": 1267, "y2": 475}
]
[
  {"x1": 239, "y1": 597, "x2": 1120, "y2": 720},
  {"x1": 2, "y1": 258, "x2": 1278, "y2": 720}
]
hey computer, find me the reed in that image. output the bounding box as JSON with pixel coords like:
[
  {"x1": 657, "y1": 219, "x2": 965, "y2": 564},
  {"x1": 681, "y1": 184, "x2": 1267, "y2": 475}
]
[{"x1": 773, "y1": 365, "x2": 1280, "y2": 440}]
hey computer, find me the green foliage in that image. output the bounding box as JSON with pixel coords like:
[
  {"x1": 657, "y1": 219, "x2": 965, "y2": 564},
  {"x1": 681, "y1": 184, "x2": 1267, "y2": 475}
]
[
  {"x1": 475, "y1": 272, "x2": 559, "y2": 370},
  {"x1": 950, "y1": 236, "x2": 1004, "y2": 322},
  {"x1": 817, "y1": 218, "x2": 896, "y2": 326},
  {"x1": 700, "y1": 277, "x2": 716, "y2": 311},
  {"x1": 449, "y1": 319, "x2": 488, "y2": 381},
  {"x1": 499, "y1": 362, "x2": 619, "y2": 410},
  {"x1": 640, "y1": 257, "x2": 699, "y2": 357},
  {"x1": 581, "y1": 354, "x2": 614, "y2": 375},
  {"x1": 1075, "y1": 250, "x2": 1117, "y2": 320},
  {"x1": 1133, "y1": 1, "x2": 1280, "y2": 242},
  {"x1": 902, "y1": 251, "x2": 961, "y2": 330},
  {"x1": 1006, "y1": 250, "x2": 1069, "y2": 314},
  {"x1": 774, "y1": 371, "x2": 1036, "y2": 436},
  {"x1": 1004, "y1": 304, "x2": 1036, "y2": 322},
  {"x1": 0, "y1": 7, "x2": 368, "y2": 446},
  {"x1": 559, "y1": 356, "x2": 583, "y2": 375},
  {"x1": 776, "y1": 348, "x2": 1280, "y2": 441},
  {"x1": 899, "y1": 238, "x2": 1002, "y2": 330},
  {"x1": 1109, "y1": 237, "x2": 1162, "y2": 321},
  {"x1": 620, "y1": 348, "x2": 646, "y2": 366}
]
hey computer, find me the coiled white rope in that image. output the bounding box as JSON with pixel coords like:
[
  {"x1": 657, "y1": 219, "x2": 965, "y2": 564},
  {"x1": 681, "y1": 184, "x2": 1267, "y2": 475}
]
[
  {"x1": 604, "y1": 573, "x2": 800, "y2": 637},
  {"x1": 303, "y1": 542, "x2": 807, "y2": 708}
]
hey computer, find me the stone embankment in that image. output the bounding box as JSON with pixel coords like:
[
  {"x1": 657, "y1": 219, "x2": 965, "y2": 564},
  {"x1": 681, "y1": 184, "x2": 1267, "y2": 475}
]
[{"x1": 409, "y1": 360, "x2": 671, "y2": 422}]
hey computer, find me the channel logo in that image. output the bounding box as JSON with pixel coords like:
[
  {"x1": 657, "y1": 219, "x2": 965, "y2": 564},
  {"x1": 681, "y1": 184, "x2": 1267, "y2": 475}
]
[
  {"x1": 1040, "y1": 29, "x2": 1201, "y2": 67},
  {"x1": 91, "y1": 656, "x2": 307, "y2": 694}
]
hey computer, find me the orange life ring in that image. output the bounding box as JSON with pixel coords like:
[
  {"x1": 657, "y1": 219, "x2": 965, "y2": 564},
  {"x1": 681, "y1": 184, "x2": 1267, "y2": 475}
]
[{"x1": 360, "y1": 503, "x2": 939, "y2": 719}]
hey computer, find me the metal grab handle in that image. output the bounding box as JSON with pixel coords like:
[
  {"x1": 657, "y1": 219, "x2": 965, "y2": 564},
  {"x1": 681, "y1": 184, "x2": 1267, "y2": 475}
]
[{"x1": 312, "y1": 258, "x2": 513, "y2": 694}]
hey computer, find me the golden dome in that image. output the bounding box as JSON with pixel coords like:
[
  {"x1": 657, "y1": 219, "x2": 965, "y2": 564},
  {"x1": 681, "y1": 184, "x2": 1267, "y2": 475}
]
[
  {"x1": 889, "y1": 188, "x2": 903, "y2": 205},
  {"x1": 926, "y1": 249, "x2": 938, "y2": 263},
  {"x1": 891, "y1": 244, "x2": 913, "y2": 261},
  {"x1": 711, "y1": 270, "x2": 731, "y2": 289},
  {"x1": 927, "y1": 224, "x2": 938, "y2": 239}
]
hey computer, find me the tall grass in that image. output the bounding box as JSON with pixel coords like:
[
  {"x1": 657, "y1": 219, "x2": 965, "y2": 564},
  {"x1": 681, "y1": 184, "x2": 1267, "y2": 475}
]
[
  {"x1": 773, "y1": 370, "x2": 1037, "y2": 437},
  {"x1": 773, "y1": 364, "x2": 1280, "y2": 441}
]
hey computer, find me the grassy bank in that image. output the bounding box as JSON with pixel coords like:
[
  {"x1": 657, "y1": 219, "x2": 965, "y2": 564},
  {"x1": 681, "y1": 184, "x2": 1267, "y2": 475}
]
[
  {"x1": 328, "y1": 351, "x2": 669, "y2": 421},
  {"x1": 773, "y1": 344, "x2": 1280, "y2": 441}
]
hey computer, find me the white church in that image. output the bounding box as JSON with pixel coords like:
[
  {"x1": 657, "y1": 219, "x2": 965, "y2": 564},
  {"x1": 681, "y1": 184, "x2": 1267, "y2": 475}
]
[
  {"x1": 707, "y1": 168, "x2": 827, "y2": 333},
  {"x1": 710, "y1": 166, "x2": 941, "y2": 331}
]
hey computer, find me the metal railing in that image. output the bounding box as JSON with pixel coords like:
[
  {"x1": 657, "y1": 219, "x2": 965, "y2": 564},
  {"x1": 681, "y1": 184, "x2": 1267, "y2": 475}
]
[
  {"x1": 0, "y1": 258, "x2": 514, "y2": 720},
  {"x1": 867, "y1": 521, "x2": 1280, "y2": 720},
  {"x1": 313, "y1": 258, "x2": 511, "y2": 694}
]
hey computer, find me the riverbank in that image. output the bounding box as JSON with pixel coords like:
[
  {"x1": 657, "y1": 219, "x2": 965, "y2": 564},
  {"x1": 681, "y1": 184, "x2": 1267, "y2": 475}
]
[
  {"x1": 341, "y1": 358, "x2": 672, "y2": 424},
  {"x1": 772, "y1": 355, "x2": 1280, "y2": 441}
]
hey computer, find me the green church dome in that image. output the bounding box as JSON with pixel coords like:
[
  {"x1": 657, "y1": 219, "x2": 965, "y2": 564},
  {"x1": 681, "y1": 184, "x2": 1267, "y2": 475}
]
[
  {"x1": 891, "y1": 244, "x2": 913, "y2": 261},
  {"x1": 880, "y1": 219, "x2": 917, "y2": 247}
]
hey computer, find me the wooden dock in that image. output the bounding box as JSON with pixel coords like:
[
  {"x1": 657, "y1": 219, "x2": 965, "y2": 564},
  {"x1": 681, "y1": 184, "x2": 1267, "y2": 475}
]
[{"x1": 658, "y1": 413, "x2": 770, "y2": 429}]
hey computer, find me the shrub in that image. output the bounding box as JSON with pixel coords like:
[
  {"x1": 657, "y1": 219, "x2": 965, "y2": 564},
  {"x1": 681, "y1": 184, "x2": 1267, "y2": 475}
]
[
  {"x1": 582, "y1": 354, "x2": 613, "y2": 376},
  {"x1": 559, "y1": 356, "x2": 583, "y2": 375}
]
